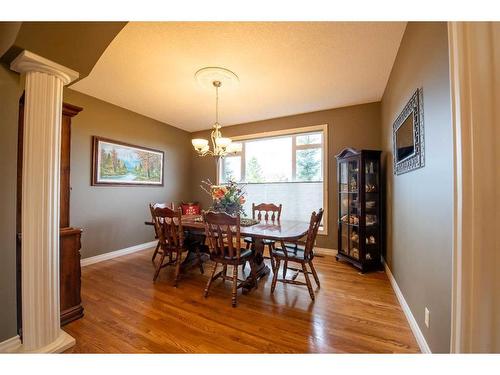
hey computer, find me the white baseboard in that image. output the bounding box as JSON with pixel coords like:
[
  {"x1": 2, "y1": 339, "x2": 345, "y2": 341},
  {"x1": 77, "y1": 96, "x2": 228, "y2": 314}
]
[
  {"x1": 81, "y1": 240, "x2": 157, "y2": 267},
  {"x1": 4, "y1": 330, "x2": 75, "y2": 353},
  {"x1": 0, "y1": 335, "x2": 22, "y2": 353},
  {"x1": 383, "y1": 258, "x2": 431, "y2": 353}
]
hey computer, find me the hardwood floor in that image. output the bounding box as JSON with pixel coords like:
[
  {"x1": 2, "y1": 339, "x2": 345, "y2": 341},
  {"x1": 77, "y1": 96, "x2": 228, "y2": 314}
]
[{"x1": 63, "y1": 248, "x2": 419, "y2": 353}]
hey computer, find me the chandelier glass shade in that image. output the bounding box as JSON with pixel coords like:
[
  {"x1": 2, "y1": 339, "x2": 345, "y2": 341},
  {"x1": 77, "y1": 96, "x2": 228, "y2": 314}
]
[{"x1": 191, "y1": 69, "x2": 241, "y2": 159}]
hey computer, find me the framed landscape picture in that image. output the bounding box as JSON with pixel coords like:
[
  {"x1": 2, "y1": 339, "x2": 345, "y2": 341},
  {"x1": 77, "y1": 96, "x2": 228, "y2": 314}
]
[{"x1": 92, "y1": 136, "x2": 164, "y2": 186}]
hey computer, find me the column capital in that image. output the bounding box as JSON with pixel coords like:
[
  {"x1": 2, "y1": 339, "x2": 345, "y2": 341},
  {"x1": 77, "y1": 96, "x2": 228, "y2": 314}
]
[{"x1": 10, "y1": 50, "x2": 79, "y2": 85}]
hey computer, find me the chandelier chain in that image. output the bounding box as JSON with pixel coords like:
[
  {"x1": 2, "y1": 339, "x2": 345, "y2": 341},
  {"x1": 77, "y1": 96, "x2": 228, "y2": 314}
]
[{"x1": 215, "y1": 83, "x2": 219, "y2": 125}]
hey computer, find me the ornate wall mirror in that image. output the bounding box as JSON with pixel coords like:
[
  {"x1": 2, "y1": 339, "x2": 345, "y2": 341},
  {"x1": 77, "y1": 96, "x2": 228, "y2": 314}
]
[{"x1": 393, "y1": 88, "x2": 425, "y2": 175}]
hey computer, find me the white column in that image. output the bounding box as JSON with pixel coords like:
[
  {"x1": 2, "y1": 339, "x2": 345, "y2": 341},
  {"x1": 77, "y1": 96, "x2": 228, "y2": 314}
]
[
  {"x1": 10, "y1": 51, "x2": 79, "y2": 353},
  {"x1": 448, "y1": 22, "x2": 500, "y2": 353}
]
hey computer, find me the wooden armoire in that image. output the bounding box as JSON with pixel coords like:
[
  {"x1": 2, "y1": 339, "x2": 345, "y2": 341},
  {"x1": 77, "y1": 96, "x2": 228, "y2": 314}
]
[{"x1": 16, "y1": 97, "x2": 84, "y2": 335}]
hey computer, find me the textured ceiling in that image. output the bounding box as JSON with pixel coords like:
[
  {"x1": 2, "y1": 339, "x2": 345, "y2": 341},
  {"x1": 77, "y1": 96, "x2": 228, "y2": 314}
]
[{"x1": 71, "y1": 22, "x2": 406, "y2": 132}]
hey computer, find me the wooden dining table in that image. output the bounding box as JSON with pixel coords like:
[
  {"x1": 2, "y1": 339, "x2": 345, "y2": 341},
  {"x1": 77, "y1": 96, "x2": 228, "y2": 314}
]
[{"x1": 145, "y1": 215, "x2": 310, "y2": 293}]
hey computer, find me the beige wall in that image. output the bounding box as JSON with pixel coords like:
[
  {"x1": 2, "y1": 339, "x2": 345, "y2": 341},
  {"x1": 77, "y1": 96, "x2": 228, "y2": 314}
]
[
  {"x1": 64, "y1": 89, "x2": 192, "y2": 259},
  {"x1": 0, "y1": 63, "x2": 22, "y2": 342},
  {"x1": 381, "y1": 22, "x2": 452, "y2": 353},
  {"x1": 0, "y1": 22, "x2": 21, "y2": 57},
  {"x1": 190, "y1": 102, "x2": 382, "y2": 250}
]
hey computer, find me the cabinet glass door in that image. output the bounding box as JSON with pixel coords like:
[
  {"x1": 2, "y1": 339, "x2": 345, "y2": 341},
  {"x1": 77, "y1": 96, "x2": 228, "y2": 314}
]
[
  {"x1": 347, "y1": 159, "x2": 359, "y2": 259},
  {"x1": 339, "y1": 169, "x2": 349, "y2": 255},
  {"x1": 348, "y1": 160, "x2": 359, "y2": 192},
  {"x1": 339, "y1": 161, "x2": 348, "y2": 192},
  {"x1": 340, "y1": 223, "x2": 349, "y2": 255},
  {"x1": 365, "y1": 159, "x2": 378, "y2": 193},
  {"x1": 364, "y1": 158, "x2": 379, "y2": 261}
]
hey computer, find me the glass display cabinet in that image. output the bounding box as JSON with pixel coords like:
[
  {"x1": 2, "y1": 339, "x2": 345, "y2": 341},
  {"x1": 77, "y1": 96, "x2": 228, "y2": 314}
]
[{"x1": 335, "y1": 148, "x2": 382, "y2": 272}]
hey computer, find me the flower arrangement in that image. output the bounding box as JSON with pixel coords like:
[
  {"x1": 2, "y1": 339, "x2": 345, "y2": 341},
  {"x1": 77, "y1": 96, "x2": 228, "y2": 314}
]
[{"x1": 201, "y1": 179, "x2": 246, "y2": 216}]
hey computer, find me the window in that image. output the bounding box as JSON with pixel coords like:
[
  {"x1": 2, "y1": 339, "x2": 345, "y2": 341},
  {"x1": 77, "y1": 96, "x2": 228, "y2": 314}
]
[{"x1": 219, "y1": 125, "x2": 327, "y2": 234}]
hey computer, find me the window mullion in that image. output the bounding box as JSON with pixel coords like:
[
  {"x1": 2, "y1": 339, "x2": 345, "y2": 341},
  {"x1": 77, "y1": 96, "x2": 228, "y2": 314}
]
[
  {"x1": 218, "y1": 158, "x2": 222, "y2": 184},
  {"x1": 292, "y1": 135, "x2": 297, "y2": 181},
  {"x1": 241, "y1": 142, "x2": 246, "y2": 182}
]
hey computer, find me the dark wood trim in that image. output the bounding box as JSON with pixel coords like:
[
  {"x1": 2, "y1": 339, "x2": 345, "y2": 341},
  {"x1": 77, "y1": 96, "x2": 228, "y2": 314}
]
[
  {"x1": 60, "y1": 103, "x2": 77, "y2": 228},
  {"x1": 91, "y1": 136, "x2": 165, "y2": 187},
  {"x1": 60, "y1": 227, "x2": 84, "y2": 326},
  {"x1": 61, "y1": 304, "x2": 85, "y2": 326},
  {"x1": 62, "y1": 103, "x2": 83, "y2": 117}
]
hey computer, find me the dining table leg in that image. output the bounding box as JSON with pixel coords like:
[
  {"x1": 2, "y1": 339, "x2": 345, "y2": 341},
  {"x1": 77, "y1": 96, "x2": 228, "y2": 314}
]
[
  {"x1": 179, "y1": 232, "x2": 209, "y2": 273},
  {"x1": 241, "y1": 237, "x2": 270, "y2": 294}
]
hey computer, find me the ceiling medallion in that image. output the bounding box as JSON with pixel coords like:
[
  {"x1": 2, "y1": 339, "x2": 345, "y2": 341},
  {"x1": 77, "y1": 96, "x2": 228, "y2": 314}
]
[{"x1": 194, "y1": 66, "x2": 239, "y2": 90}]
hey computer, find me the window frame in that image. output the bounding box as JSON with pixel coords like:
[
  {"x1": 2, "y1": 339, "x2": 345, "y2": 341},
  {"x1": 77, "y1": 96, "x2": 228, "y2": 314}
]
[
  {"x1": 293, "y1": 134, "x2": 323, "y2": 182},
  {"x1": 218, "y1": 124, "x2": 328, "y2": 235}
]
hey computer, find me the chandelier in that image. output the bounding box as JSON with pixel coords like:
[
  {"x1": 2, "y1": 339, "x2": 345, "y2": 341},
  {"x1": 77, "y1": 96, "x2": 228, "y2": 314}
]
[{"x1": 191, "y1": 67, "x2": 242, "y2": 159}]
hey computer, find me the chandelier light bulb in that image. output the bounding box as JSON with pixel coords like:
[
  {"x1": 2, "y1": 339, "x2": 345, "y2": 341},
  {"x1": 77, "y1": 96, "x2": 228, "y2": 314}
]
[
  {"x1": 215, "y1": 137, "x2": 232, "y2": 148},
  {"x1": 192, "y1": 138, "x2": 209, "y2": 150}
]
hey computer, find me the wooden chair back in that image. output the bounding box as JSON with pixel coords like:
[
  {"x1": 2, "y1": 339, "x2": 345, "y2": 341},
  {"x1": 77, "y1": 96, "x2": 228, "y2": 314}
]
[
  {"x1": 149, "y1": 202, "x2": 175, "y2": 238},
  {"x1": 149, "y1": 202, "x2": 175, "y2": 212},
  {"x1": 203, "y1": 211, "x2": 242, "y2": 259},
  {"x1": 151, "y1": 206, "x2": 184, "y2": 252},
  {"x1": 303, "y1": 208, "x2": 324, "y2": 258},
  {"x1": 252, "y1": 203, "x2": 282, "y2": 222}
]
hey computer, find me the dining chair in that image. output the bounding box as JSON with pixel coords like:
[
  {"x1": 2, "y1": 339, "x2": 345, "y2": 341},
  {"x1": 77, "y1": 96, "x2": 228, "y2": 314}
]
[
  {"x1": 270, "y1": 208, "x2": 324, "y2": 301},
  {"x1": 151, "y1": 205, "x2": 203, "y2": 286},
  {"x1": 243, "y1": 203, "x2": 282, "y2": 272},
  {"x1": 203, "y1": 211, "x2": 255, "y2": 307},
  {"x1": 149, "y1": 202, "x2": 175, "y2": 262}
]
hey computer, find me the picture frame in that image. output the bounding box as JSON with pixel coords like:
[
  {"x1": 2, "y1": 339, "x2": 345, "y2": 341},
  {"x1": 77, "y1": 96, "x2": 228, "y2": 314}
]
[
  {"x1": 392, "y1": 88, "x2": 425, "y2": 175},
  {"x1": 91, "y1": 136, "x2": 164, "y2": 186}
]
